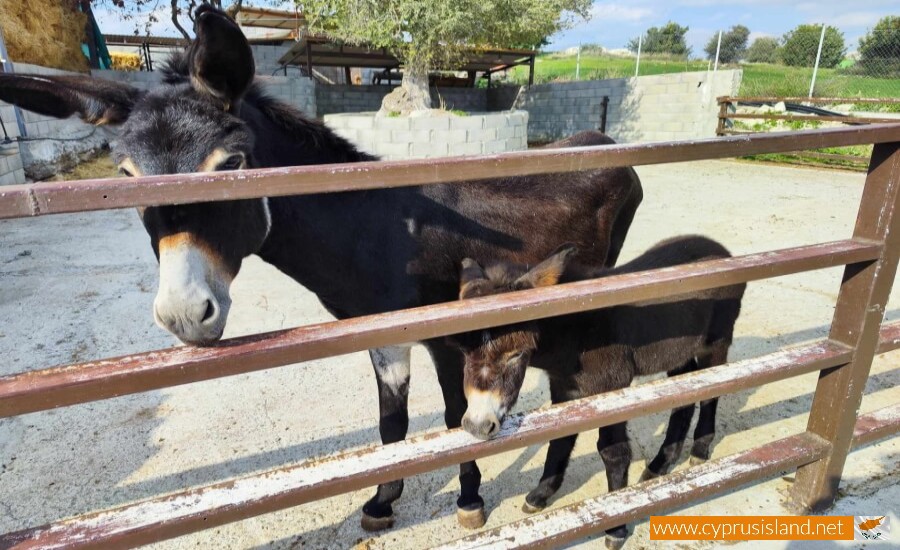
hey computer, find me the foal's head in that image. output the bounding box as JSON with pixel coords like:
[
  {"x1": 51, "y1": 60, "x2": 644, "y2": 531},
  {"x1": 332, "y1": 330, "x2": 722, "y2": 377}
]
[
  {"x1": 0, "y1": 7, "x2": 270, "y2": 344},
  {"x1": 452, "y1": 245, "x2": 578, "y2": 439}
]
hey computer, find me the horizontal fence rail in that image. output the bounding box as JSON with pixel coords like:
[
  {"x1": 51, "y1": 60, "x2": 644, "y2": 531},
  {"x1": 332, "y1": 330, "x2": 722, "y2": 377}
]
[
  {"x1": 1, "y1": 125, "x2": 900, "y2": 220},
  {"x1": 0, "y1": 339, "x2": 853, "y2": 549},
  {"x1": 437, "y1": 403, "x2": 900, "y2": 550},
  {"x1": 719, "y1": 96, "x2": 900, "y2": 105},
  {"x1": 0, "y1": 239, "x2": 880, "y2": 419},
  {"x1": 4, "y1": 327, "x2": 899, "y2": 550},
  {"x1": 433, "y1": 433, "x2": 833, "y2": 550}
]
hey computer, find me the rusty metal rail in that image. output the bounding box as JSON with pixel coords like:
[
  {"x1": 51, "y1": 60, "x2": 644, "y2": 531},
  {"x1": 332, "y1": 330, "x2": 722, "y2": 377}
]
[
  {"x1": 0, "y1": 125, "x2": 899, "y2": 549},
  {"x1": 0, "y1": 338, "x2": 853, "y2": 548},
  {"x1": 0, "y1": 238, "x2": 879, "y2": 419},
  {"x1": 1, "y1": 124, "x2": 900, "y2": 219}
]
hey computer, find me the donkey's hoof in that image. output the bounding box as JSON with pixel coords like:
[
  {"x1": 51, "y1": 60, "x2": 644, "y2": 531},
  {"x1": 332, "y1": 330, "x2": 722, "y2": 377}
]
[
  {"x1": 690, "y1": 455, "x2": 708, "y2": 466},
  {"x1": 639, "y1": 468, "x2": 660, "y2": 482},
  {"x1": 361, "y1": 512, "x2": 395, "y2": 532},
  {"x1": 457, "y1": 505, "x2": 487, "y2": 529},
  {"x1": 605, "y1": 534, "x2": 627, "y2": 550},
  {"x1": 522, "y1": 499, "x2": 546, "y2": 514}
]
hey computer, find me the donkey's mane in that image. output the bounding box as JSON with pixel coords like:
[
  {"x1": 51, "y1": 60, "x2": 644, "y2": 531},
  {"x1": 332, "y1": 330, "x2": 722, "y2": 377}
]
[{"x1": 161, "y1": 52, "x2": 375, "y2": 164}]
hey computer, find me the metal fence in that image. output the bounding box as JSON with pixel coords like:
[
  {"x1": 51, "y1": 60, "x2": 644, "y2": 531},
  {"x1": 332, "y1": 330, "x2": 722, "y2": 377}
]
[{"x1": 0, "y1": 125, "x2": 899, "y2": 548}]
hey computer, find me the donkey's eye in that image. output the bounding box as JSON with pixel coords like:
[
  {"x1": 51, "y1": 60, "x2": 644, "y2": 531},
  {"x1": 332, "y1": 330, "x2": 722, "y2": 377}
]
[
  {"x1": 217, "y1": 154, "x2": 245, "y2": 171},
  {"x1": 118, "y1": 167, "x2": 134, "y2": 177}
]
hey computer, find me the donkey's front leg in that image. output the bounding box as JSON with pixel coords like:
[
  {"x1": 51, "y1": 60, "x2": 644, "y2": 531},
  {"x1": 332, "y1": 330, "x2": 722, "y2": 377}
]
[
  {"x1": 427, "y1": 340, "x2": 486, "y2": 529},
  {"x1": 361, "y1": 345, "x2": 411, "y2": 531}
]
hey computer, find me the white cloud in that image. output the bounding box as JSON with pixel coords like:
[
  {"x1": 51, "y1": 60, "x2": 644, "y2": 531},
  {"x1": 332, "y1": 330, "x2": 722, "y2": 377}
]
[
  {"x1": 590, "y1": 3, "x2": 654, "y2": 22},
  {"x1": 748, "y1": 31, "x2": 775, "y2": 42},
  {"x1": 820, "y1": 11, "x2": 885, "y2": 28}
]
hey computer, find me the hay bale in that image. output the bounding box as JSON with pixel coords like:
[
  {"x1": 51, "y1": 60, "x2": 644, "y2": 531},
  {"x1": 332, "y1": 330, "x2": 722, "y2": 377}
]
[
  {"x1": 111, "y1": 52, "x2": 141, "y2": 71},
  {"x1": 0, "y1": 0, "x2": 89, "y2": 72}
]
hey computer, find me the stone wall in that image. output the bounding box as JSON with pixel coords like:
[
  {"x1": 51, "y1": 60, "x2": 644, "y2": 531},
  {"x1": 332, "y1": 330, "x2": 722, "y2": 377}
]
[
  {"x1": 317, "y1": 85, "x2": 487, "y2": 116},
  {"x1": 494, "y1": 70, "x2": 742, "y2": 143},
  {"x1": 324, "y1": 111, "x2": 528, "y2": 160}
]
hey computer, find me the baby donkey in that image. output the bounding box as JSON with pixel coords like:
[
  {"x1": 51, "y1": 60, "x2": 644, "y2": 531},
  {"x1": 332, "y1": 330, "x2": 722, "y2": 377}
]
[{"x1": 452, "y1": 235, "x2": 745, "y2": 548}]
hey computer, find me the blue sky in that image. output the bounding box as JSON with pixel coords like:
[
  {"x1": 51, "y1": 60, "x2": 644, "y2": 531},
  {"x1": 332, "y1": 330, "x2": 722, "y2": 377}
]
[{"x1": 94, "y1": 0, "x2": 896, "y2": 57}]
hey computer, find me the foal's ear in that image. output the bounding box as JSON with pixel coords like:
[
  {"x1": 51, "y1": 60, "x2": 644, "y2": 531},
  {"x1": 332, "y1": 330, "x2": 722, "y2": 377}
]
[
  {"x1": 188, "y1": 5, "x2": 255, "y2": 110},
  {"x1": 0, "y1": 74, "x2": 140, "y2": 125},
  {"x1": 516, "y1": 244, "x2": 578, "y2": 289},
  {"x1": 459, "y1": 258, "x2": 487, "y2": 298}
]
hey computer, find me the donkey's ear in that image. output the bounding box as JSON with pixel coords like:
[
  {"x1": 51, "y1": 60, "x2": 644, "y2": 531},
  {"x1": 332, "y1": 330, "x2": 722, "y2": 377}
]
[
  {"x1": 0, "y1": 74, "x2": 139, "y2": 125},
  {"x1": 188, "y1": 5, "x2": 254, "y2": 110},
  {"x1": 459, "y1": 258, "x2": 487, "y2": 298},
  {"x1": 515, "y1": 244, "x2": 578, "y2": 289}
]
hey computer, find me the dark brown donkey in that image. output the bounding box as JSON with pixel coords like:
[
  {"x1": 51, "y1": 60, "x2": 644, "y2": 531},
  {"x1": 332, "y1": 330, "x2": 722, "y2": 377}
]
[
  {"x1": 452, "y1": 235, "x2": 744, "y2": 548},
  {"x1": 0, "y1": 6, "x2": 642, "y2": 531}
]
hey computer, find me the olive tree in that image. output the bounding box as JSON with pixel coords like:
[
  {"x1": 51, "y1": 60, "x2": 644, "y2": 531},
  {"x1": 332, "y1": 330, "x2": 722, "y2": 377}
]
[
  {"x1": 780, "y1": 24, "x2": 845, "y2": 68},
  {"x1": 296, "y1": 0, "x2": 591, "y2": 113},
  {"x1": 703, "y1": 25, "x2": 749, "y2": 63}
]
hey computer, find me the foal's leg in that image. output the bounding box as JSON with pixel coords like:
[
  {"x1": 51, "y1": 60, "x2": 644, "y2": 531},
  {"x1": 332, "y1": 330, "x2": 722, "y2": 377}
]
[
  {"x1": 598, "y1": 422, "x2": 632, "y2": 549},
  {"x1": 640, "y1": 358, "x2": 699, "y2": 481},
  {"x1": 691, "y1": 343, "x2": 729, "y2": 464},
  {"x1": 361, "y1": 345, "x2": 411, "y2": 531},
  {"x1": 427, "y1": 340, "x2": 486, "y2": 529},
  {"x1": 524, "y1": 379, "x2": 580, "y2": 513}
]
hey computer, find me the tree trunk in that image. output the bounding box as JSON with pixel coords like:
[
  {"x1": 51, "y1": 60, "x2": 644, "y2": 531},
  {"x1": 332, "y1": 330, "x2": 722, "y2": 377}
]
[{"x1": 379, "y1": 58, "x2": 432, "y2": 115}]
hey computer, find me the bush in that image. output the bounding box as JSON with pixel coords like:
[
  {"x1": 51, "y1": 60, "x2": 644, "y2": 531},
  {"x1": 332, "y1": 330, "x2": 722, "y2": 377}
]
[
  {"x1": 746, "y1": 37, "x2": 780, "y2": 63},
  {"x1": 857, "y1": 16, "x2": 900, "y2": 77},
  {"x1": 704, "y1": 25, "x2": 750, "y2": 63},
  {"x1": 780, "y1": 24, "x2": 845, "y2": 68},
  {"x1": 627, "y1": 22, "x2": 691, "y2": 57}
]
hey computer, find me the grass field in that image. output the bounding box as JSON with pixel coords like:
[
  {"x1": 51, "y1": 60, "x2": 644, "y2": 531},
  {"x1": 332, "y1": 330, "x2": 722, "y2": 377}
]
[{"x1": 504, "y1": 52, "x2": 900, "y2": 100}]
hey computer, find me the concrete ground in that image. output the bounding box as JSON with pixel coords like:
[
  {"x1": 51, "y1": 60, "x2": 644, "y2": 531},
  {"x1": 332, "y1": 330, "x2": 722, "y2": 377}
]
[{"x1": 0, "y1": 159, "x2": 897, "y2": 549}]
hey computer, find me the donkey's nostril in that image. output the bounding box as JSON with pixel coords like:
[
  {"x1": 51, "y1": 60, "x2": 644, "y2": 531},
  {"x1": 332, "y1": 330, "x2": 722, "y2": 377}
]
[{"x1": 201, "y1": 299, "x2": 217, "y2": 323}]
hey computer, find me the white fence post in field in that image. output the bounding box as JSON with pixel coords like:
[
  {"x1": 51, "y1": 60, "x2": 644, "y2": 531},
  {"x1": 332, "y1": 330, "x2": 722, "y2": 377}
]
[
  {"x1": 576, "y1": 44, "x2": 581, "y2": 80},
  {"x1": 714, "y1": 30, "x2": 722, "y2": 72},
  {"x1": 635, "y1": 34, "x2": 642, "y2": 77},
  {"x1": 809, "y1": 24, "x2": 827, "y2": 98}
]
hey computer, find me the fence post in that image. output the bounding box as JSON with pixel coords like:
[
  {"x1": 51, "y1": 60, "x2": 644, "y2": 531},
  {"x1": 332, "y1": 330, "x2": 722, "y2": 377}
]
[
  {"x1": 808, "y1": 24, "x2": 827, "y2": 98},
  {"x1": 635, "y1": 34, "x2": 642, "y2": 77},
  {"x1": 792, "y1": 141, "x2": 900, "y2": 511},
  {"x1": 599, "y1": 95, "x2": 609, "y2": 134},
  {"x1": 576, "y1": 44, "x2": 581, "y2": 81},
  {"x1": 713, "y1": 30, "x2": 722, "y2": 72},
  {"x1": 716, "y1": 97, "x2": 728, "y2": 136}
]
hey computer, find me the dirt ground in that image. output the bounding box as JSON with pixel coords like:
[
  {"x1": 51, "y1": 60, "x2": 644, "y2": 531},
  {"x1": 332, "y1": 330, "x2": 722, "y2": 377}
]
[{"x1": 0, "y1": 159, "x2": 897, "y2": 549}]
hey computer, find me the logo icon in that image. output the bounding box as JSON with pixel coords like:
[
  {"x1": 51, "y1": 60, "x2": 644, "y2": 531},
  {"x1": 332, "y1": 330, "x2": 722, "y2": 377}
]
[{"x1": 855, "y1": 516, "x2": 890, "y2": 541}]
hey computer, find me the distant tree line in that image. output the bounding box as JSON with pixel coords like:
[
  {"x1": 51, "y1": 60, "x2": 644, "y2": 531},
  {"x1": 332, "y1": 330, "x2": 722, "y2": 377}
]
[{"x1": 623, "y1": 15, "x2": 897, "y2": 76}]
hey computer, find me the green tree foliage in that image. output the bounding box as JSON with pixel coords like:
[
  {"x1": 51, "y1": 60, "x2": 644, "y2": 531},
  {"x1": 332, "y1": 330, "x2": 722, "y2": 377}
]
[
  {"x1": 297, "y1": 0, "x2": 591, "y2": 112},
  {"x1": 780, "y1": 24, "x2": 845, "y2": 68},
  {"x1": 857, "y1": 15, "x2": 900, "y2": 76},
  {"x1": 703, "y1": 25, "x2": 750, "y2": 63},
  {"x1": 627, "y1": 22, "x2": 691, "y2": 57},
  {"x1": 746, "y1": 36, "x2": 780, "y2": 63}
]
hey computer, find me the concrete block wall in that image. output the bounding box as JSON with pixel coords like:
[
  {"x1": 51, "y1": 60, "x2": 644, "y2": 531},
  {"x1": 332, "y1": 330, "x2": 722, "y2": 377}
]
[
  {"x1": 0, "y1": 103, "x2": 25, "y2": 185},
  {"x1": 255, "y1": 76, "x2": 317, "y2": 118},
  {"x1": 95, "y1": 68, "x2": 316, "y2": 118},
  {"x1": 324, "y1": 111, "x2": 528, "y2": 160},
  {"x1": 504, "y1": 70, "x2": 742, "y2": 143},
  {"x1": 250, "y1": 44, "x2": 294, "y2": 76},
  {"x1": 317, "y1": 85, "x2": 487, "y2": 116}
]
